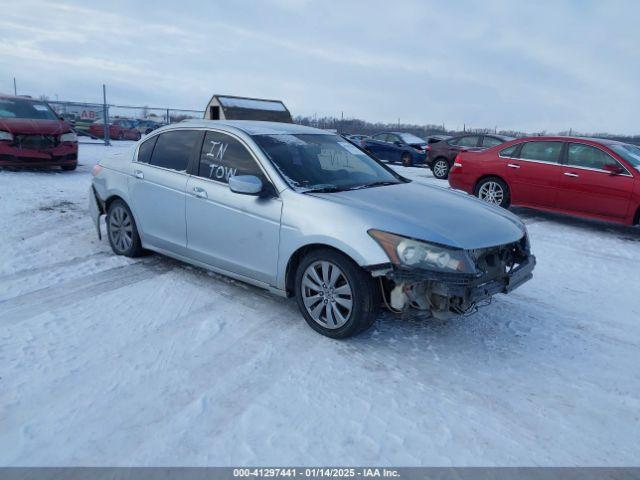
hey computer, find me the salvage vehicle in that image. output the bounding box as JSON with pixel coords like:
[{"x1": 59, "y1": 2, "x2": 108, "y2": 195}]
[
  {"x1": 0, "y1": 94, "x2": 78, "y2": 170},
  {"x1": 89, "y1": 118, "x2": 142, "y2": 141},
  {"x1": 428, "y1": 134, "x2": 514, "y2": 179},
  {"x1": 361, "y1": 132, "x2": 428, "y2": 167},
  {"x1": 90, "y1": 120, "x2": 536, "y2": 338},
  {"x1": 449, "y1": 136, "x2": 640, "y2": 226}
]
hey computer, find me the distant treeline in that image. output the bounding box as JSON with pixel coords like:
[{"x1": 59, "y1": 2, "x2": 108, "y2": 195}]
[{"x1": 293, "y1": 115, "x2": 640, "y2": 145}]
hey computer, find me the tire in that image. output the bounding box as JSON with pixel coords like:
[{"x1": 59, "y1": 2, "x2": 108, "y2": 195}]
[
  {"x1": 106, "y1": 199, "x2": 144, "y2": 257},
  {"x1": 431, "y1": 158, "x2": 450, "y2": 179},
  {"x1": 294, "y1": 248, "x2": 379, "y2": 338},
  {"x1": 61, "y1": 164, "x2": 77, "y2": 171},
  {"x1": 117, "y1": 131, "x2": 124, "y2": 140},
  {"x1": 401, "y1": 152, "x2": 412, "y2": 167},
  {"x1": 475, "y1": 177, "x2": 511, "y2": 208}
]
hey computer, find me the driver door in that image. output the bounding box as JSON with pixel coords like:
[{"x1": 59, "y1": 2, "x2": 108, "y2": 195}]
[{"x1": 557, "y1": 142, "x2": 633, "y2": 219}]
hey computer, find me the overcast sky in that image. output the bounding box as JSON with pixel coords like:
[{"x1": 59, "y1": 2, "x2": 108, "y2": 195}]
[{"x1": 1, "y1": 0, "x2": 638, "y2": 134}]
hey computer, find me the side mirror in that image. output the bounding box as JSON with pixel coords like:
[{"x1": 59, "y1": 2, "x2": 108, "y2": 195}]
[
  {"x1": 229, "y1": 175, "x2": 263, "y2": 195},
  {"x1": 603, "y1": 164, "x2": 623, "y2": 175},
  {"x1": 394, "y1": 141, "x2": 404, "y2": 147}
]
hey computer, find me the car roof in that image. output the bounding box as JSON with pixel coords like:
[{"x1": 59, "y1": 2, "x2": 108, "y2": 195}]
[
  {"x1": 178, "y1": 119, "x2": 329, "y2": 135},
  {"x1": 511, "y1": 135, "x2": 629, "y2": 146}
]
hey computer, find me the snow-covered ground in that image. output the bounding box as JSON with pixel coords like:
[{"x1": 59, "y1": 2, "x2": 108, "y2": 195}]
[{"x1": 1, "y1": 142, "x2": 639, "y2": 466}]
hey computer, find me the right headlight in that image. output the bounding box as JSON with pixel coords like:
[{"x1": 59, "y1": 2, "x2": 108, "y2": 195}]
[{"x1": 368, "y1": 229, "x2": 477, "y2": 274}]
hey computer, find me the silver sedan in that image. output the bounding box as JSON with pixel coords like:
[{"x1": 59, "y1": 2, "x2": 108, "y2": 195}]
[{"x1": 90, "y1": 120, "x2": 535, "y2": 338}]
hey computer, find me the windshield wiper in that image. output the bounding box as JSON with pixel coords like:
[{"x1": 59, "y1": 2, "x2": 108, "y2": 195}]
[
  {"x1": 347, "y1": 181, "x2": 400, "y2": 190},
  {"x1": 301, "y1": 185, "x2": 350, "y2": 194}
]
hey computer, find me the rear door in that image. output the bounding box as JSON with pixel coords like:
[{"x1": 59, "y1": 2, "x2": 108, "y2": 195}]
[
  {"x1": 129, "y1": 129, "x2": 202, "y2": 254},
  {"x1": 505, "y1": 141, "x2": 563, "y2": 207},
  {"x1": 557, "y1": 142, "x2": 633, "y2": 219},
  {"x1": 385, "y1": 133, "x2": 404, "y2": 162},
  {"x1": 185, "y1": 130, "x2": 282, "y2": 284},
  {"x1": 366, "y1": 133, "x2": 391, "y2": 160}
]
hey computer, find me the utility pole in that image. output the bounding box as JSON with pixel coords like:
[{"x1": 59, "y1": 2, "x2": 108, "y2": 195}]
[
  {"x1": 13, "y1": 77, "x2": 17, "y2": 95},
  {"x1": 341, "y1": 111, "x2": 344, "y2": 134},
  {"x1": 102, "y1": 84, "x2": 110, "y2": 146}
]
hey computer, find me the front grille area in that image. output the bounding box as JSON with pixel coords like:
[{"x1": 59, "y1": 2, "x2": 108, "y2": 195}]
[{"x1": 13, "y1": 134, "x2": 59, "y2": 150}]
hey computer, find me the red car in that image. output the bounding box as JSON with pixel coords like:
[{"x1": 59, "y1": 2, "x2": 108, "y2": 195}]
[
  {"x1": 449, "y1": 136, "x2": 640, "y2": 226},
  {"x1": 89, "y1": 118, "x2": 141, "y2": 141},
  {"x1": 0, "y1": 95, "x2": 78, "y2": 170}
]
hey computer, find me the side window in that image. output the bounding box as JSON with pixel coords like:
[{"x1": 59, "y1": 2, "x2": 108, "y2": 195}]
[
  {"x1": 519, "y1": 141, "x2": 562, "y2": 163},
  {"x1": 137, "y1": 136, "x2": 157, "y2": 163},
  {"x1": 373, "y1": 133, "x2": 388, "y2": 142},
  {"x1": 499, "y1": 144, "x2": 519, "y2": 157},
  {"x1": 387, "y1": 134, "x2": 400, "y2": 144},
  {"x1": 567, "y1": 143, "x2": 618, "y2": 171},
  {"x1": 149, "y1": 130, "x2": 201, "y2": 172},
  {"x1": 198, "y1": 131, "x2": 262, "y2": 183},
  {"x1": 482, "y1": 136, "x2": 503, "y2": 147},
  {"x1": 457, "y1": 136, "x2": 481, "y2": 147}
]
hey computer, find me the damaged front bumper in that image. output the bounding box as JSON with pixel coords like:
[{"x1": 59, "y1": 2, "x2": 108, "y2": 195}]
[{"x1": 369, "y1": 253, "x2": 536, "y2": 318}]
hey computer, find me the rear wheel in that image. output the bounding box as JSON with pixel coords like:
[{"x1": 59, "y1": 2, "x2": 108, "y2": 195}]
[
  {"x1": 475, "y1": 177, "x2": 511, "y2": 208},
  {"x1": 401, "y1": 152, "x2": 412, "y2": 167},
  {"x1": 432, "y1": 158, "x2": 450, "y2": 179},
  {"x1": 106, "y1": 199, "x2": 144, "y2": 257},
  {"x1": 295, "y1": 248, "x2": 378, "y2": 338}
]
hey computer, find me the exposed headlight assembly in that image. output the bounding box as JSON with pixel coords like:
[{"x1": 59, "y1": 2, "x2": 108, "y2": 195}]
[
  {"x1": 60, "y1": 132, "x2": 78, "y2": 142},
  {"x1": 368, "y1": 229, "x2": 477, "y2": 274}
]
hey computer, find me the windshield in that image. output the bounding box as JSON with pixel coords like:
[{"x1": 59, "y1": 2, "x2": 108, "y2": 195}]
[
  {"x1": 398, "y1": 133, "x2": 426, "y2": 144},
  {"x1": 252, "y1": 134, "x2": 402, "y2": 191},
  {"x1": 610, "y1": 143, "x2": 640, "y2": 170},
  {"x1": 0, "y1": 98, "x2": 59, "y2": 120}
]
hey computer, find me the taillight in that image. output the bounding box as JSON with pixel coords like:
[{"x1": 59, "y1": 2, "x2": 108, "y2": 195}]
[
  {"x1": 453, "y1": 153, "x2": 463, "y2": 168},
  {"x1": 92, "y1": 164, "x2": 103, "y2": 177}
]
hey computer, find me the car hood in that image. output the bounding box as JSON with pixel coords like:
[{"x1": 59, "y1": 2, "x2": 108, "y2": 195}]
[
  {"x1": 0, "y1": 118, "x2": 69, "y2": 135},
  {"x1": 310, "y1": 182, "x2": 526, "y2": 250}
]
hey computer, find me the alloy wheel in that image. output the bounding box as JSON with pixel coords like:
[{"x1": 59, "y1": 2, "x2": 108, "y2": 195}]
[
  {"x1": 478, "y1": 181, "x2": 504, "y2": 205},
  {"x1": 433, "y1": 160, "x2": 448, "y2": 178},
  {"x1": 301, "y1": 260, "x2": 353, "y2": 329},
  {"x1": 109, "y1": 205, "x2": 134, "y2": 253}
]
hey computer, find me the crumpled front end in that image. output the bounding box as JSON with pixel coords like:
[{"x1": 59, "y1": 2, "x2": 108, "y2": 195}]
[{"x1": 369, "y1": 234, "x2": 535, "y2": 319}]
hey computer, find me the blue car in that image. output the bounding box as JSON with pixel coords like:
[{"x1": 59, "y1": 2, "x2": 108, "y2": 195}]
[{"x1": 361, "y1": 132, "x2": 428, "y2": 167}]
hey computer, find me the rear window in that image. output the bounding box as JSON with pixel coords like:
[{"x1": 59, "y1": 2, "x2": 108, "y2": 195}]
[
  {"x1": 0, "y1": 98, "x2": 58, "y2": 120},
  {"x1": 137, "y1": 136, "x2": 158, "y2": 164},
  {"x1": 499, "y1": 144, "x2": 519, "y2": 157},
  {"x1": 519, "y1": 141, "x2": 562, "y2": 163},
  {"x1": 149, "y1": 130, "x2": 201, "y2": 172}
]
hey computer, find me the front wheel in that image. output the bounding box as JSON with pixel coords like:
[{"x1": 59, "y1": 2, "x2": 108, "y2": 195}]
[
  {"x1": 295, "y1": 249, "x2": 378, "y2": 338},
  {"x1": 401, "y1": 152, "x2": 412, "y2": 167},
  {"x1": 431, "y1": 158, "x2": 450, "y2": 179},
  {"x1": 106, "y1": 199, "x2": 144, "y2": 257},
  {"x1": 61, "y1": 164, "x2": 77, "y2": 171},
  {"x1": 475, "y1": 177, "x2": 511, "y2": 208}
]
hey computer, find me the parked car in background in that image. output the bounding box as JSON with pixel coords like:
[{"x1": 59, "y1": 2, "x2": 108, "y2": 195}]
[
  {"x1": 361, "y1": 132, "x2": 428, "y2": 166},
  {"x1": 89, "y1": 118, "x2": 141, "y2": 140},
  {"x1": 0, "y1": 94, "x2": 78, "y2": 170},
  {"x1": 449, "y1": 136, "x2": 640, "y2": 226},
  {"x1": 343, "y1": 134, "x2": 369, "y2": 144},
  {"x1": 90, "y1": 120, "x2": 535, "y2": 338},
  {"x1": 428, "y1": 134, "x2": 514, "y2": 179},
  {"x1": 134, "y1": 119, "x2": 163, "y2": 135}
]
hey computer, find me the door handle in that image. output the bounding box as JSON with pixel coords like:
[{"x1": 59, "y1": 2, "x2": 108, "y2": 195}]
[
  {"x1": 507, "y1": 163, "x2": 520, "y2": 169},
  {"x1": 134, "y1": 170, "x2": 144, "y2": 179},
  {"x1": 192, "y1": 186, "x2": 208, "y2": 199},
  {"x1": 563, "y1": 172, "x2": 579, "y2": 178}
]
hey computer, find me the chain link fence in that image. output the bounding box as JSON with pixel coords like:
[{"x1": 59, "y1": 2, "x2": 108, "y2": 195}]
[{"x1": 48, "y1": 99, "x2": 203, "y2": 145}]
